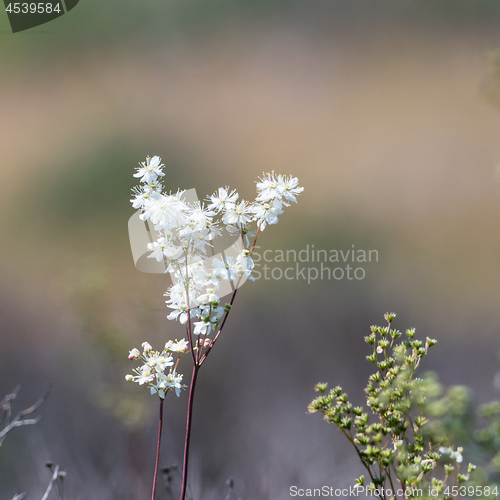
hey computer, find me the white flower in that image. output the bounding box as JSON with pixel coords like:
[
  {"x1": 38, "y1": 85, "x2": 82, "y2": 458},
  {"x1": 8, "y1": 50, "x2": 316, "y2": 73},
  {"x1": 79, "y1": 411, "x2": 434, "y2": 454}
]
[
  {"x1": 187, "y1": 202, "x2": 216, "y2": 225},
  {"x1": 207, "y1": 187, "x2": 239, "y2": 213},
  {"x1": 128, "y1": 348, "x2": 141, "y2": 360},
  {"x1": 131, "y1": 187, "x2": 150, "y2": 210},
  {"x1": 251, "y1": 200, "x2": 283, "y2": 230},
  {"x1": 166, "y1": 371, "x2": 184, "y2": 397},
  {"x1": 281, "y1": 175, "x2": 304, "y2": 203},
  {"x1": 154, "y1": 354, "x2": 174, "y2": 371},
  {"x1": 222, "y1": 201, "x2": 252, "y2": 227},
  {"x1": 136, "y1": 366, "x2": 154, "y2": 385},
  {"x1": 225, "y1": 223, "x2": 255, "y2": 246},
  {"x1": 235, "y1": 252, "x2": 255, "y2": 281},
  {"x1": 142, "y1": 342, "x2": 153, "y2": 353},
  {"x1": 193, "y1": 319, "x2": 211, "y2": 336},
  {"x1": 451, "y1": 447, "x2": 463, "y2": 463},
  {"x1": 130, "y1": 159, "x2": 303, "y2": 372},
  {"x1": 256, "y1": 172, "x2": 283, "y2": 202},
  {"x1": 196, "y1": 288, "x2": 219, "y2": 306},
  {"x1": 147, "y1": 196, "x2": 181, "y2": 230},
  {"x1": 212, "y1": 256, "x2": 237, "y2": 282},
  {"x1": 147, "y1": 238, "x2": 183, "y2": 263},
  {"x1": 165, "y1": 339, "x2": 189, "y2": 353},
  {"x1": 167, "y1": 303, "x2": 190, "y2": 324},
  {"x1": 133, "y1": 156, "x2": 165, "y2": 185},
  {"x1": 154, "y1": 371, "x2": 184, "y2": 397},
  {"x1": 127, "y1": 341, "x2": 187, "y2": 399},
  {"x1": 256, "y1": 173, "x2": 303, "y2": 206},
  {"x1": 203, "y1": 272, "x2": 221, "y2": 289},
  {"x1": 439, "y1": 446, "x2": 463, "y2": 464},
  {"x1": 147, "y1": 239, "x2": 168, "y2": 262}
]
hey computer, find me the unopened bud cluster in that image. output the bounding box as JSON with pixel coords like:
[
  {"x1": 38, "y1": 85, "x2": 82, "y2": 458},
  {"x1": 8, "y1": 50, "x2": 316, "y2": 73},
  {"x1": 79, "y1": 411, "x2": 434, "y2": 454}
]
[{"x1": 309, "y1": 313, "x2": 475, "y2": 499}]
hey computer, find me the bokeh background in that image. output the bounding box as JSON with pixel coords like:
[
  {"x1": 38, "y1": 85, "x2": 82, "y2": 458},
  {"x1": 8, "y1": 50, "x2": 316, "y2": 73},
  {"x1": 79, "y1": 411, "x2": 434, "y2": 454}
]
[{"x1": 1, "y1": 1, "x2": 500, "y2": 498}]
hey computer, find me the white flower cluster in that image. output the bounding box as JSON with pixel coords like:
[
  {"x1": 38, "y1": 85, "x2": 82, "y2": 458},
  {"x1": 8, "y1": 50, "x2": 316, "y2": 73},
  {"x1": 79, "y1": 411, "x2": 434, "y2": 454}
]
[
  {"x1": 131, "y1": 156, "x2": 303, "y2": 339},
  {"x1": 125, "y1": 340, "x2": 188, "y2": 398},
  {"x1": 439, "y1": 446, "x2": 464, "y2": 463}
]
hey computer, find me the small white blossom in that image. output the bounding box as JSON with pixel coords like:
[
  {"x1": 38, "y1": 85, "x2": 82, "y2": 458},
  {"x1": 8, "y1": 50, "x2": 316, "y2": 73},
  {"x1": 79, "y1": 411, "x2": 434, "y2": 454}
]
[
  {"x1": 207, "y1": 187, "x2": 239, "y2": 213},
  {"x1": 133, "y1": 156, "x2": 165, "y2": 185},
  {"x1": 167, "y1": 302, "x2": 191, "y2": 324},
  {"x1": 196, "y1": 288, "x2": 219, "y2": 306},
  {"x1": 193, "y1": 319, "x2": 211, "y2": 336},
  {"x1": 212, "y1": 256, "x2": 238, "y2": 282},
  {"x1": 256, "y1": 172, "x2": 282, "y2": 202},
  {"x1": 136, "y1": 365, "x2": 154, "y2": 385},
  {"x1": 142, "y1": 342, "x2": 153, "y2": 353},
  {"x1": 165, "y1": 339, "x2": 189, "y2": 353},
  {"x1": 127, "y1": 342, "x2": 187, "y2": 399},
  {"x1": 281, "y1": 175, "x2": 304, "y2": 203},
  {"x1": 222, "y1": 201, "x2": 252, "y2": 227},
  {"x1": 154, "y1": 354, "x2": 174, "y2": 371},
  {"x1": 167, "y1": 371, "x2": 184, "y2": 397},
  {"x1": 439, "y1": 446, "x2": 463, "y2": 464},
  {"x1": 128, "y1": 348, "x2": 141, "y2": 360},
  {"x1": 251, "y1": 200, "x2": 283, "y2": 230}
]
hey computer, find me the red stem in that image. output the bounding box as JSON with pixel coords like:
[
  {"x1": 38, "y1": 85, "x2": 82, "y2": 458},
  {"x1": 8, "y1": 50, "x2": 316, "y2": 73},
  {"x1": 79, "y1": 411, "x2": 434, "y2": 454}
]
[
  {"x1": 152, "y1": 398, "x2": 164, "y2": 500},
  {"x1": 180, "y1": 364, "x2": 199, "y2": 500},
  {"x1": 179, "y1": 225, "x2": 261, "y2": 498},
  {"x1": 199, "y1": 287, "x2": 238, "y2": 366}
]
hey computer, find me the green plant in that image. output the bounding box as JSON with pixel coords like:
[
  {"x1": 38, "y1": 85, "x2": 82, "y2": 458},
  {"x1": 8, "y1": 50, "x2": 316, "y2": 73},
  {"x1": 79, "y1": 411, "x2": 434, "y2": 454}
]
[{"x1": 309, "y1": 313, "x2": 477, "y2": 500}]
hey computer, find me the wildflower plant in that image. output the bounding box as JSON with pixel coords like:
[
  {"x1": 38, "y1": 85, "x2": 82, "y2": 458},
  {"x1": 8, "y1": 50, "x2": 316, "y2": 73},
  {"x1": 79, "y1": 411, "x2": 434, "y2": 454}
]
[
  {"x1": 475, "y1": 375, "x2": 500, "y2": 491},
  {"x1": 126, "y1": 340, "x2": 188, "y2": 399},
  {"x1": 309, "y1": 313, "x2": 476, "y2": 500},
  {"x1": 127, "y1": 155, "x2": 303, "y2": 500}
]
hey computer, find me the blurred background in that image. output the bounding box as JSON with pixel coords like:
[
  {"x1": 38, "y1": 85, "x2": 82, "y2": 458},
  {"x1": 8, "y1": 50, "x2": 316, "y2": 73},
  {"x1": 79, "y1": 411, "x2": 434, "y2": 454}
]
[{"x1": 1, "y1": 0, "x2": 500, "y2": 498}]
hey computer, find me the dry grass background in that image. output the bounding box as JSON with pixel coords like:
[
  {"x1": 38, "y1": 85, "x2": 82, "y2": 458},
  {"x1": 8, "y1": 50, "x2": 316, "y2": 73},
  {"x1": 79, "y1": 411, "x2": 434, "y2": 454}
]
[{"x1": 1, "y1": 1, "x2": 500, "y2": 498}]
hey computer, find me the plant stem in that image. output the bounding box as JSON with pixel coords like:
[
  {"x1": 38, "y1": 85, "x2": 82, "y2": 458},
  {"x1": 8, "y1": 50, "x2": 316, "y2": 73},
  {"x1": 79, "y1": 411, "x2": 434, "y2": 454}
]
[
  {"x1": 152, "y1": 398, "x2": 164, "y2": 500},
  {"x1": 179, "y1": 226, "x2": 261, "y2": 499},
  {"x1": 180, "y1": 364, "x2": 199, "y2": 500}
]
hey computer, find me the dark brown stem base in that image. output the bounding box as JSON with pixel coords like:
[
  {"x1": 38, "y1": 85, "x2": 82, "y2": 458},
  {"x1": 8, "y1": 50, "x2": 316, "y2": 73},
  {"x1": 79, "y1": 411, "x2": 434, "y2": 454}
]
[
  {"x1": 152, "y1": 398, "x2": 164, "y2": 500},
  {"x1": 180, "y1": 364, "x2": 199, "y2": 500}
]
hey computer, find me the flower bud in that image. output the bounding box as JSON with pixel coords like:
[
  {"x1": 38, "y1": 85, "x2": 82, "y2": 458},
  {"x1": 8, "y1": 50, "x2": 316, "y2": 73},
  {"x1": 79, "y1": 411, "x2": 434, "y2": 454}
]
[
  {"x1": 406, "y1": 328, "x2": 416, "y2": 338},
  {"x1": 142, "y1": 342, "x2": 153, "y2": 353},
  {"x1": 125, "y1": 374, "x2": 134, "y2": 382},
  {"x1": 365, "y1": 333, "x2": 376, "y2": 344},
  {"x1": 128, "y1": 348, "x2": 140, "y2": 360},
  {"x1": 384, "y1": 312, "x2": 396, "y2": 323}
]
